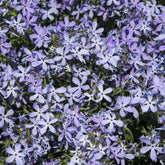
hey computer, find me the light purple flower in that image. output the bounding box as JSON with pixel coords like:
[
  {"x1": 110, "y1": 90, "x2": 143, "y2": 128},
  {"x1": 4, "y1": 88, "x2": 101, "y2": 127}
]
[
  {"x1": 30, "y1": 26, "x2": 49, "y2": 48},
  {"x1": 5, "y1": 79, "x2": 19, "y2": 99},
  {"x1": 90, "y1": 143, "x2": 106, "y2": 161},
  {"x1": 0, "y1": 106, "x2": 14, "y2": 127},
  {"x1": 141, "y1": 94, "x2": 157, "y2": 113},
  {"x1": 41, "y1": 8, "x2": 55, "y2": 20},
  {"x1": 97, "y1": 6, "x2": 110, "y2": 21},
  {"x1": 150, "y1": 75, "x2": 165, "y2": 94},
  {"x1": 48, "y1": 0, "x2": 61, "y2": 14},
  {"x1": 72, "y1": 5, "x2": 83, "y2": 20},
  {"x1": 72, "y1": 76, "x2": 90, "y2": 94},
  {"x1": 32, "y1": 56, "x2": 54, "y2": 71},
  {"x1": 140, "y1": 139, "x2": 164, "y2": 161},
  {"x1": 65, "y1": 86, "x2": 81, "y2": 105},
  {"x1": 6, "y1": 143, "x2": 26, "y2": 165},
  {"x1": 0, "y1": 38, "x2": 11, "y2": 55},
  {"x1": 89, "y1": 111, "x2": 105, "y2": 132},
  {"x1": 38, "y1": 113, "x2": 58, "y2": 134},
  {"x1": 44, "y1": 83, "x2": 66, "y2": 102},
  {"x1": 13, "y1": 65, "x2": 31, "y2": 82},
  {"x1": 64, "y1": 105, "x2": 83, "y2": 127},
  {"x1": 26, "y1": 118, "x2": 40, "y2": 135},
  {"x1": 90, "y1": 21, "x2": 104, "y2": 37},
  {"x1": 29, "y1": 103, "x2": 48, "y2": 121},
  {"x1": 96, "y1": 84, "x2": 113, "y2": 102},
  {"x1": 83, "y1": 4, "x2": 97, "y2": 18},
  {"x1": 72, "y1": 64, "x2": 90, "y2": 79},
  {"x1": 15, "y1": 0, "x2": 34, "y2": 16},
  {"x1": 110, "y1": 145, "x2": 125, "y2": 164},
  {"x1": 59, "y1": 16, "x2": 75, "y2": 30},
  {"x1": 58, "y1": 120, "x2": 76, "y2": 143},
  {"x1": 8, "y1": 14, "x2": 26, "y2": 34},
  {"x1": 28, "y1": 75, "x2": 43, "y2": 93},
  {"x1": 115, "y1": 96, "x2": 139, "y2": 118},
  {"x1": 54, "y1": 46, "x2": 73, "y2": 66},
  {"x1": 71, "y1": 46, "x2": 88, "y2": 63},
  {"x1": 107, "y1": 0, "x2": 120, "y2": 6},
  {"x1": 101, "y1": 113, "x2": 124, "y2": 132}
]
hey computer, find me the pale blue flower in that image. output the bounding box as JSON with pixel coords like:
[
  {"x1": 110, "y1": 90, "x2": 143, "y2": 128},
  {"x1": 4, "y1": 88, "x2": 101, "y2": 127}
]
[{"x1": 6, "y1": 143, "x2": 26, "y2": 165}]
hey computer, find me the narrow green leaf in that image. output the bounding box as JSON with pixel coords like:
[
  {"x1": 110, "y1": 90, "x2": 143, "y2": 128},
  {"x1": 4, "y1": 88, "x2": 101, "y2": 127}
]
[{"x1": 123, "y1": 127, "x2": 134, "y2": 142}]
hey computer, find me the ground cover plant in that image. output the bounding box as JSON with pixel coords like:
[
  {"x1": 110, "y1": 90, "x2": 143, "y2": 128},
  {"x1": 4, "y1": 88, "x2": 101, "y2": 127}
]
[{"x1": 0, "y1": 0, "x2": 165, "y2": 164}]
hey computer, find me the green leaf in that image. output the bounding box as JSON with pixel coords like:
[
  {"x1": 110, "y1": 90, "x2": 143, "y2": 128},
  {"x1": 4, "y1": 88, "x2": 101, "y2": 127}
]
[
  {"x1": 93, "y1": 18, "x2": 97, "y2": 22},
  {"x1": 0, "y1": 55, "x2": 9, "y2": 63},
  {"x1": 44, "y1": 77, "x2": 47, "y2": 87},
  {"x1": 111, "y1": 89, "x2": 122, "y2": 96},
  {"x1": 79, "y1": 107, "x2": 87, "y2": 111},
  {"x1": 102, "y1": 102, "x2": 107, "y2": 107},
  {"x1": 23, "y1": 106, "x2": 30, "y2": 114},
  {"x1": 123, "y1": 127, "x2": 134, "y2": 142}
]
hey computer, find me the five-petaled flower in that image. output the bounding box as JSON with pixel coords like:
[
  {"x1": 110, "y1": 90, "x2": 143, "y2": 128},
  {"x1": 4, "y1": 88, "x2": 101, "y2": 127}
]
[
  {"x1": 6, "y1": 143, "x2": 26, "y2": 165},
  {"x1": 140, "y1": 139, "x2": 164, "y2": 161}
]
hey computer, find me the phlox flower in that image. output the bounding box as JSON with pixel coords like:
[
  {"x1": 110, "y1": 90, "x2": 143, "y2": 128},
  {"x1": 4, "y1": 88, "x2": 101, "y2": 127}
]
[
  {"x1": 141, "y1": 94, "x2": 157, "y2": 113},
  {"x1": 72, "y1": 5, "x2": 83, "y2": 20},
  {"x1": 72, "y1": 76, "x2": 90, "y2": 95},
  {"x1": 6, "y1": 14, "x2": 26, "y2": 34},
  {"x1": 30, "y1": 26, "x2": 49, "y2": 48},
  {"x1": 64, "y1": 105, "x2": 84, "y2": 127},
  {"x1": 13, "y1": 65, "x2": 31, "y2": 82},
  {"x1": 101, "y1": 113, "x2": 124, "y2": 133},
  {"x1": 109, "y1": 145, "x2": 125, "y2": 164},
  {"x1": 38, "y1": 113, "x2": 58, "y2": 134},
  {"x1": 150, "y1": 75, "x2": 165, "y2": 95},
  {"x1": 107, "y1": 0, "x2": 120, "y2": 6},
  {"x1": 5, "y1": 79, "x2": 19, "y2": 99},
  {"x1": 96, "y1": 84, "x2": 113, "y2": 103},
  {"x1": 40, "y1": 8, "x2": 55, "y2": 20},
  {"x1": 6, "y1": 143, "x2": 26, "y2": 165},
  {"x1": 54, "y1": 46, "x2": 73, "y2": 66},
  {"x1": 58, "y1": 120, "x2": 76, "y2": 143},
  {"x1": 0, "y1": 37, "x2": 11, "y2": 55},
  {"x1": 29, "y1": 103, "x2": 48, "y2": 121},
  {"x1": 0, "y1": 106, "x2": 14, "y2": 127},
  {"x1": 48, "y1": 0, "x2": 61, "y2": 14},
  {"x1": 140, "y1": 139, "x2": 164, "y2": 161},
  {"x1": 115, "y1": 96, "x2": 139, "y2": 118},
  {"x1": 83, "y1": 4, "x2": 97, "y2": 18},
  {"x1": 15, "y1": 0, "x2": 35, "y2": 16}
]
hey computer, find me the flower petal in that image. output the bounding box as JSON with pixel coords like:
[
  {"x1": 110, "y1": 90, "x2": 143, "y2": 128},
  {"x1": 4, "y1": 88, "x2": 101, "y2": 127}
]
[{"x1": 140, "y1": 146, "x2": 151, "y2": 154}]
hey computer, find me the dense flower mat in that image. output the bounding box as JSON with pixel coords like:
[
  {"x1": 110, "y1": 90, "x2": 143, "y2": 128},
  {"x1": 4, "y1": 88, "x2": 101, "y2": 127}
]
[{"x1": 0, "y1": 0, "x2": 165, "y2": 164}]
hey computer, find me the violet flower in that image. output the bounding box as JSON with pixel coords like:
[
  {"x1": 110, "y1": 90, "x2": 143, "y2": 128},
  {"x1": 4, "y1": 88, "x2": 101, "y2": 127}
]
[
  {"x1": 6, "y1": 143, "x2": 26, "y2": 165},
  {"x1": 141, "y1": 94, "x2": 158, "y2": 113},
  {"x1": 58, "y1": 120, "x2": 76, "y2": 143},
  {"x1": 5, "y1": 79, "x2": 19, "y2": 99},
  {"x1": 109, "y1": 145, "x2": 125, "y2": 164},
  {"x1": 96, "y1": 84, "x2": 113, "y2": 103},
  {"x1": 38, "y1": 113, "x2": 58, "y2": 134},
  {"x1": 0, "y1": 37, "x2": 11, "y2": 55},
  {"x1": 30, "y1": 26, "x2": 49, "y2": 48},
  {"x1": 0, "y1": 106, "x2": 14, "y2": 127},
  {"x1": 115, "y1": 96, "x2": 139, "y2": 118},
  {"x1": 64, "y1": 105, "x2": 83, "y2": 127},
  {"x1": 140, "y1": 139, "x2": 164, "y2": 161},
  {"x1": 15, "y1": 0, "x2": 34, "y2": 17}
]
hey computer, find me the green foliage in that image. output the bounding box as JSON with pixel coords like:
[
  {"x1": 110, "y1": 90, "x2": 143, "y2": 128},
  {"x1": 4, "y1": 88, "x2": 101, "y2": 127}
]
[
  {"x1": 123, "y1": 126, "x2": 134, "y2": 142},
  {"x1": 0, "y1": 54, "x2": 10, "y2": 63}
]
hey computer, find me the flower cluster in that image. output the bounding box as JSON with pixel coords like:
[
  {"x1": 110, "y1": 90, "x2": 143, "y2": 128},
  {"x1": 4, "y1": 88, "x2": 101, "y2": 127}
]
[{"x1": 0, "y1": 0, "x2": 165, "y2": 164}]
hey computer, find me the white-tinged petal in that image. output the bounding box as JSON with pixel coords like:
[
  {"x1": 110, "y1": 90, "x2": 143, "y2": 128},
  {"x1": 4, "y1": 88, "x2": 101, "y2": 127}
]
[
  {"x1": 140, "y1": 146, "x2": 151, "y2": 153},
  {"x1": 6, "y1": 156, "x2": 15, "y2": 163},
  {"x1": 6, "y1": 147, "x2": 14, "y2": 154},
  {"x1": 16, "y1": 157, "x2": 24, "y2": 165}
]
